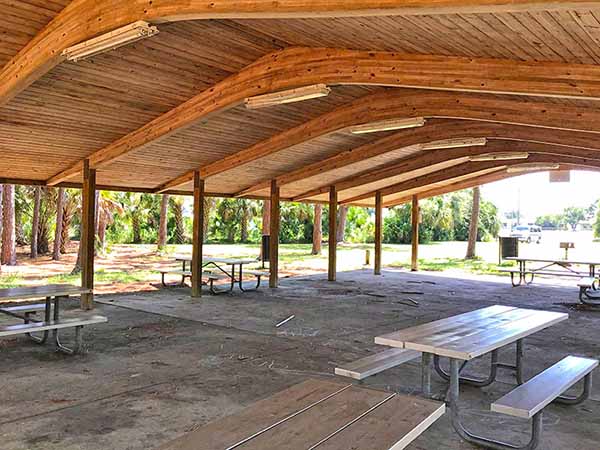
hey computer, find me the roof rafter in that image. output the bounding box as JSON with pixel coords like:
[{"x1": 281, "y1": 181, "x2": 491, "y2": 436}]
[
  {"x1": 41, "y1": 44, "x2": 600, "y2": 186},
  {"x1": 384, "y1": 164, "x2": 598, "y2": 207},
  {"x1": 3, "y1": 1, "x2": 598, "y2": 109},
  {"x1": 155, "y1": 88, "x2": 600, "y2": 193},
  {"x1": 291, "y1": 140, "x2": 600, "y2": 201},
  {"x1": 248, "y1": 120, "x2": 600, "y2": 200},
  {"x1": 341, "y1": 154, "x2": 600, "y2": 204}
]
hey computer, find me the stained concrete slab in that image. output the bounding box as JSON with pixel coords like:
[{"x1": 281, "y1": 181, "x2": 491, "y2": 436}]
[{"x1": 1, "y1": 269, "x2": 599, "y2": 449}]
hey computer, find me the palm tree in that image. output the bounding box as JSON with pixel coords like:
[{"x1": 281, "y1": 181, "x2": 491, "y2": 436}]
[
  {"x1": 336, "y1": 206, "x2": 349, "y2": 243},
  {"x1": 170, "y1": 196, "x2": 186, "y2": 244},
  {"x1": 97, "y1": 192, "x2": 124, "y2": 254},
  {"x1": 312, "y1": 204, "x2": 322, "y2": 255},
  {"x1": 30, "y1": 187, "x2": 41, "y2": 258},
  {"x1": 157, "y1": 194, "x2": 169, "y2": 251},
  {"x1": 53, "y1": 188, "x2": 65, "y2": 261},
  {"x1": 1, "y1": 185, "x2": 17, "y2": 266},
  {"x1": 466, "y1": 187, "x2": 481, "y2": 259}
]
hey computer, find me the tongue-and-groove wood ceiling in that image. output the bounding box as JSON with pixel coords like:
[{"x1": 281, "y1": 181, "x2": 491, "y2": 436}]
[{"x1": 2, "y1": 1, "x2": 600, "y2": 207}]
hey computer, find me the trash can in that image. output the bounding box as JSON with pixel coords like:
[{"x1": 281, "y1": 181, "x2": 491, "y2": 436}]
[
  {"x1": 499, "y1": 237, "x2": 519, "y2": 262},
  {"x1": 261, "y1": 235, "x2": 270, "y2": 263}
]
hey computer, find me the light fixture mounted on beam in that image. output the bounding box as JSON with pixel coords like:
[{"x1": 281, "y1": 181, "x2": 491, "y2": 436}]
[
  {"x1": 245, "y1": 84, "x2": 331, "y2": 109},
  {"x1": 349, "y1": 117, "x2": 426, "y2": 134},
  {"x1": 469, "y1": 152, "x2": 529, "y2": 162},
  {"x1": 420, "y1": 137, "x2": 487, "y2": 151},
  {"x1": 507, "y1": 163, "x2": 560, "y2": 173},
  {"x1": 62, "y1": 21, "x2": 159, "y2": 62}
]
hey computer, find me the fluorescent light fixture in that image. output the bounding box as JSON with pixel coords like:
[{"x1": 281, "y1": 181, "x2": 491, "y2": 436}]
[
  {"x1": 421, "y1": 137, "x2": 487, "y2": 151},
  {"x1": 62, "y1": 21, "x2": 159, "y2": 62},
  {"x1": 349, "y1": 117, "x2": 426, "y2": 134},
  {"x1": 245, "y1": 84, "x2": 331, "y2": 109},
  {"x1": 469, "y1": 152, "x2": 529, "y2": 162},
  {"x1": 506, "y1": 163, "x2": 560, "y2": 173}
]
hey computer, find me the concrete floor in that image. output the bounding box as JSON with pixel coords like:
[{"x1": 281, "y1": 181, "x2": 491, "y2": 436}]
[{"x1": 1, "y1": 269, "x2": 599, "y2": 450}]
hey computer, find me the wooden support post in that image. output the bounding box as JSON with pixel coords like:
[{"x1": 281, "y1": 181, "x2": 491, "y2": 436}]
[
  {"x1": 269, "y1": 180, "x2": 280, "y2": 288},
  {"x1": 374, "y1": 191, "x2": 383, "y2": 275},
  {"x1": 80, "y1": 160, "x2": 96, "y2": 310},
  {"x1": 411, "y1": 195, "x2": 419, "y2": 272},
  {"x1": 328, "y1": 185, "x2": 337, "y2": 282},
  {"x1": 191, "y1": 171, "x2": 205, "y2": 297}
]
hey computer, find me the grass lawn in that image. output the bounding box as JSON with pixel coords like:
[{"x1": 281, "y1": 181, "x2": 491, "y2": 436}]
[{"x1": 1, "y1": 230, "x2": 598, "y2": 291}]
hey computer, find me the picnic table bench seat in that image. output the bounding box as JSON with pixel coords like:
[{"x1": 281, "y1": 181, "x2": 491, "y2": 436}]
[
  {"x1": 335, "y1": 348, "x2": 420, "y2": 380},
  {"x1": 0, "y1": 285, "x2": 106, "y2": 354},
  {"x1": 158, "y1": 379, "x2": 445, "y2": 450},
  {"x1": 492, "y1": 356, "x2": 597, "y2": 419},
  {"x1": 577, "y1": 277, "x2": 600, "y2": 305}
]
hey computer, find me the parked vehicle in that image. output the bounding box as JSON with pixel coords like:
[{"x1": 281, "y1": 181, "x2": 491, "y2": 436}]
[{"x1": 510, "y1": 225, "x2": 542, "y2": 243}]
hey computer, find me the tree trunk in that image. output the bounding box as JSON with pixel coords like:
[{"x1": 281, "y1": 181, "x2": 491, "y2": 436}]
[
  {"x1": 72, "y1": 223, "x2": 82, "y2": 275},
  {"x1": 171, "y1": 199, "x2": 185, "y2": 244},
  {"x1": 157, "y1": 194, "x2": 169, "y2": 251},
  {"x1": 53, "y1": 188, "x2": 64, "y2": 260},
  {"x1": 466, "y1": 187, "x2": 481, "y2": 259},
  {"x1": 1, "y1": 185, "x2": 17, "y2": 265},
  {"x1": 260, "y1": 199, "x2": 271, "y2": 260},
  {"x1": 336, "y1": 205, "x2": 348, "y2": 243},
  {"x1": 240, "y1": 201, "x2": 249, "y2": 243},
  {"x1": 30, "y1": 186, "x2": 41, "y2": 258},
  {"x1": 312, "y1": 204, "x2": 322, "y2": 255},
  {"x1": 0, "y1": 185, "x2": 2, "y2": 273},
  {"x1": 203, "y1": 197, "x2": 213, "y2": 239}
]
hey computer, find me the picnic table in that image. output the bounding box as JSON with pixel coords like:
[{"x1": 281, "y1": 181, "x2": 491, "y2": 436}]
[
  {"x1": 504, "y1": 256, "x2": 600, "y2": 286},
  {"x1": 0, "y1": 284, "x2": 107, "y2": 354},
  {"x1": 173, "y1": 255, "x2": 267, "y2": 293},
  {"x1": 158, "y1": 379, "x2": 445, "y2": 450},
  {"x1": 375, "y1": 305, "x2": 577, "y2": 449}
]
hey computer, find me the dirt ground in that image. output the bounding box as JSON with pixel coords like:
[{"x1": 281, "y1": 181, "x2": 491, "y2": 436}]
[{"x1": 1, "y1": 269, "x2": 599, "y2": 450}]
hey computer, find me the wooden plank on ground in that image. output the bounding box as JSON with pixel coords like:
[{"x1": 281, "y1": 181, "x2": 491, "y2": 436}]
[
  {"x1": 0, "y1": 285, "x2": 91, "y2": 302},
  {"x1": 238, "y1": 385, "x2": 392, "y2": 449},
  {"x1": 314, "y1": 394, "x2": 445, "y2": 450},
  {"x1": 157, "y1": 380, "x2": 351, "y2": 450}
]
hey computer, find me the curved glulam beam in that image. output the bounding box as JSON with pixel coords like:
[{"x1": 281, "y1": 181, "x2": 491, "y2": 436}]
[
  {"x1": 292, "y1": 140, "x2": 600, "y2": 201},
  {"x1": 45, "y1": 45, "x2": 600, "y2": 186},
  {"x1": 3, "y1": 1, "x2": 599, "y2": 110},
  {"x1": 278, "y1": 121, "x2": 600, "y2": 200},
  {"x1": 341, "y1": 153, "x2": 600, "y2": 204},
  {"x1": 237, "y1": 119, "x2": 600, "y2": 196},
  {"x1": 385, "y1": 164, "x2": 598, "y2": 207},
  {"x1": 155, "y1": 89, "x2": 600, "y2": 193}
]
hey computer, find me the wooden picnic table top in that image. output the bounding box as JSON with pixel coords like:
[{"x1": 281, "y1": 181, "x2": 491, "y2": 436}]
[
  {"x1": 375, "y1": 305, "x2": 568, "y2": 361},
  {"x1": 158, "y1": 379, "x2": 444, "y2": 450},
  {"x1": 0, "y1": 284, "x2": 91, "y2": 303},
  {"x1": 174, "y1": 255, "x2": 257, "y2": 265},
  {"x1": 505, "y1": 256, "x2": 600, "y2": 266}
]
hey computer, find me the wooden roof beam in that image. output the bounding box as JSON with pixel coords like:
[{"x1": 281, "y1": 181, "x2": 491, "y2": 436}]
[
  {"x1": 3, "y1": 0, "x2": 599, "y2": 109},
  {"x1": 44, "y1": 45, "x2": 600, "y2": 186},
  {"x1": 340, "y1": 154, "x2": 600, "y2": 204},
  {"x1": 385, "y1": 163, "x2": 600, "y2": 207},
  {"x1": 236, "y1": 119, "x2": 600, "y2": 198},
  {"x1": 153, "y1": 88, "x2": 600, "y2": 194},
  {"x1": 292, "y1": 139, "x2": 600, "y2": 201}
]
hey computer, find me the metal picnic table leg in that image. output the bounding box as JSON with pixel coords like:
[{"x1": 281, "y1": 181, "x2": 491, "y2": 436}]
[
  {"x1": 448, "y1": 358, "x2": 543, "y2": 450},
  {"x1": 434, "y1": 350, "x2": 498, "y2": 387},
  {"x1": 27, "y1": 296, "x2": 51, "y2": 344},
  {"x1": 421, "y1": 352, "x2": 432, "y2": 397},
  {"x1": 52, "y1": 295, "x2": 82, "y2": 355}
]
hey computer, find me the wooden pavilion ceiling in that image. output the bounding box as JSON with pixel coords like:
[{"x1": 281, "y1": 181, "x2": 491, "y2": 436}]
[{"x1": 2, "y1": 1, "x2": 600, "y2": 208}]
